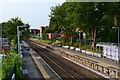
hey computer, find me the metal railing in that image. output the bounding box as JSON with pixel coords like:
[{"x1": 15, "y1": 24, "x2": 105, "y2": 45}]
[{"x1": 4, "y1": 64, "x2": 16, "y2": 80}]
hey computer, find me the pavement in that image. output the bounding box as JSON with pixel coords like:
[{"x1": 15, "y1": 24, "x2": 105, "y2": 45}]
[
  {"x1": 53, "y1": 46, "x2": 120, "y2": 71},
  {"x1": 21, "y1": 47, "x2": 44, "y2": 79}
]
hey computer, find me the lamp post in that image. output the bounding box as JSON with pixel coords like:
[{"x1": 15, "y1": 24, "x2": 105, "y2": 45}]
[
  {"x1": 17, "y1": 26, "x2": 28, "y2": 56},
  {"x1": 112, "y1": 27, "x2": 119, "y2": 46},
  {"x1": 75, "y1": 28, "x2": 82, "y2": 47},
  {"x1": 78, "y1": 31, "x2": 81, "y2": 46},
  {"x1": 61, "y1": 27, "x2": 65, "y2": 46}
]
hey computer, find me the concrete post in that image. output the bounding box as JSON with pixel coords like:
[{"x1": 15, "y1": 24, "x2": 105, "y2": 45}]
[{"x1": 17, "y1": 26, "x2": 20, "y2": 56}]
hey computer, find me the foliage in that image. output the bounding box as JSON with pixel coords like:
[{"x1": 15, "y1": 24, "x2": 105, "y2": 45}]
[
  {"x1": 72, "y1": 43, "x2": 79, "y2": 48},
  {"x1": 49, "y1": 2, "x2": 120, "y2": 46},
  {"x1": 0, "y1": 63, "x2": 2, "y2": 79},
  {"x1": 2, "y1": 50, "x2": 22, "y2": 79},
  {"x1": 20, "y1": 23, "x2": 30, "y2": 40},
  {"x1": 2, "y1": 17, "x2": 24, "y2": 42},
  {"x1": 2, "y1": 39, "x2": 24, "y2": 79},
  {"x1": 43, "y1": 26, "x2": 55, "y2": 33},
  {"x1": 54, "y1": 40, "x2": 62, "y2": 45},
  {"x1": 30, "y1": 38, "x2": 52, "y2": 44},
  {"x1": 2, "y1": 17, "x2": 30, "y2": 42},
  {"x1": 1, "y1": 17, "x2": 30, "y2": 80},
  {"x1": 42, "y1": 33, "x2": 48, "y2": 40}
]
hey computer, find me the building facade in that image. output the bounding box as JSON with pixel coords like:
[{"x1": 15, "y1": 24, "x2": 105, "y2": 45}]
[
  {"x1": 40, "y1": 26, "x2": 46, "y2": 37},
  {"x1": 29, "y1": 29, "x2": 40, "y2": 35},
  {"x1": 48, "y1": 33, "x2": 56, "y2": 39}
]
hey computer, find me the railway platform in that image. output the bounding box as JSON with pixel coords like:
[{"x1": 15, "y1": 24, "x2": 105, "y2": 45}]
[
  {"x1": 21, "y1": 41, "x2": 44, "y2": 79},
  {"x1": 54, "y1": 47, "x2": 120, "y2": 70},
  {"x1": 52, "y1": 46, "x2": 120, "y2": 79},
  {"x1": 22, "y1": 41, "x2": 61, "y2": 80}
]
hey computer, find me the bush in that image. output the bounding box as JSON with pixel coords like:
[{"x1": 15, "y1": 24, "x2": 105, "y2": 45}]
[
  {"x1": 2, "y1": 40, "x2": 24, "y2": 80},
  {"x1": 2, "y1": 50, "x2": 24, "y2": 79},
  {"x1": 30, "y1": 38, "x2": 52, "y2": 44},
  {"x1": 42, "y1": 33, "x2": 48, "y2": 40},
  {"x1": 73, "y1": 43, "x2": 79, "y2": 47},
  {"x1": 54, "y1": 40, "x2": 62, "y2": 45}
]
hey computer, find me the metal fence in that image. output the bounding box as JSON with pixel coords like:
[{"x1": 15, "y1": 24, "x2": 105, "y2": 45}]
[{"x1": 4, "y1": 64, "x2": 16, "y2": 80}]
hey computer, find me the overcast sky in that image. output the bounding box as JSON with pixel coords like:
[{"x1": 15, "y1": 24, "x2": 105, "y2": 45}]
[{"x1": 0, "y1": 0, "x2": 65, "y2": 29}]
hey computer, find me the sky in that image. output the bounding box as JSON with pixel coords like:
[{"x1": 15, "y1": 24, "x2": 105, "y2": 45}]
[{"x1": 0, "y1": 0, "x2": 65, "y2": 29}]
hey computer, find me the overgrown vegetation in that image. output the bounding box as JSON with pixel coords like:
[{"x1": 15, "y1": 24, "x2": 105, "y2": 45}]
[
  {"x1": 30, "y1": 38, "x2": 52, "y2": 44},
  {"x1": 1, "y1": 17, "x2": 30, "y2": 79},
  {"x1": 2, "y1": 17, "x2": 30, "y2": 42},
  {"x1": 2, "y1": 40, "x2": 24, "y2": 79}
]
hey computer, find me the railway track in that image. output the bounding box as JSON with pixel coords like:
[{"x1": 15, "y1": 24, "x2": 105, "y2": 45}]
[{"x1": 27, "y1": 41, "x2": 108, "y2": 80}]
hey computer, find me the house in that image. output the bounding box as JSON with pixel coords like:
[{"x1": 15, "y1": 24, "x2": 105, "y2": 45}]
[
  {"x1": 40, "y1": 26, "x2": 46, "y2": 37},
  {"x1": 48, "y1": 33, "x2": 56, "y2": 39},
  {"x1": 29, "y1": 29, "x2": 40, "y2": 35}
]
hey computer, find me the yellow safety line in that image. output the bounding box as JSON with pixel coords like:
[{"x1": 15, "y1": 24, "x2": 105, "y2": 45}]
[
  {"x1": 57, "y1": 48, "x2": 120, "y2": 69},
  {"x1": 29, "y1": 51, "x2": 50, "y2": 79}
]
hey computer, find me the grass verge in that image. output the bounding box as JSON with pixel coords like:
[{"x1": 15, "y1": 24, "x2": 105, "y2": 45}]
[{"x1": 30, "y1": 38, "x2": 52, "y2": 44}]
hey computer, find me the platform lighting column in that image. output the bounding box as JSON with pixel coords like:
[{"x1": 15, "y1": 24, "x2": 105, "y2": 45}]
[
  {"x1": 112, "y1": 27, "x2": 119, "y2": 46},
  {"x1": 17, "y1": 26, "x2": 29, "y2": 56}
]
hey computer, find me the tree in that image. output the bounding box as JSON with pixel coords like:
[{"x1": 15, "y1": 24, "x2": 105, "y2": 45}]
[
  {"x1": 49, "y1": 2, "x2": 120, "y2": 47},
  {"x1": 49, "y1": 4, "x2": 67, "y2": 33},
  {"x1": 44, "y1": 26, "x2": 55, "y2": 33},
  {"x1": 2, "y1": 17, "x2": 24, "y2": 42},
  {"x1": 49, "y1": 2, "x2": 78, "y2": 44},
  {"x1": 96, "y1": 2, "x2": 120, "y2": 43},
  {"x1": 2, "y1": 17, "x2": 30, "y2": 42},
  {"x1": 20, "y1": 23, "x2": 30, "y2": 40}
]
